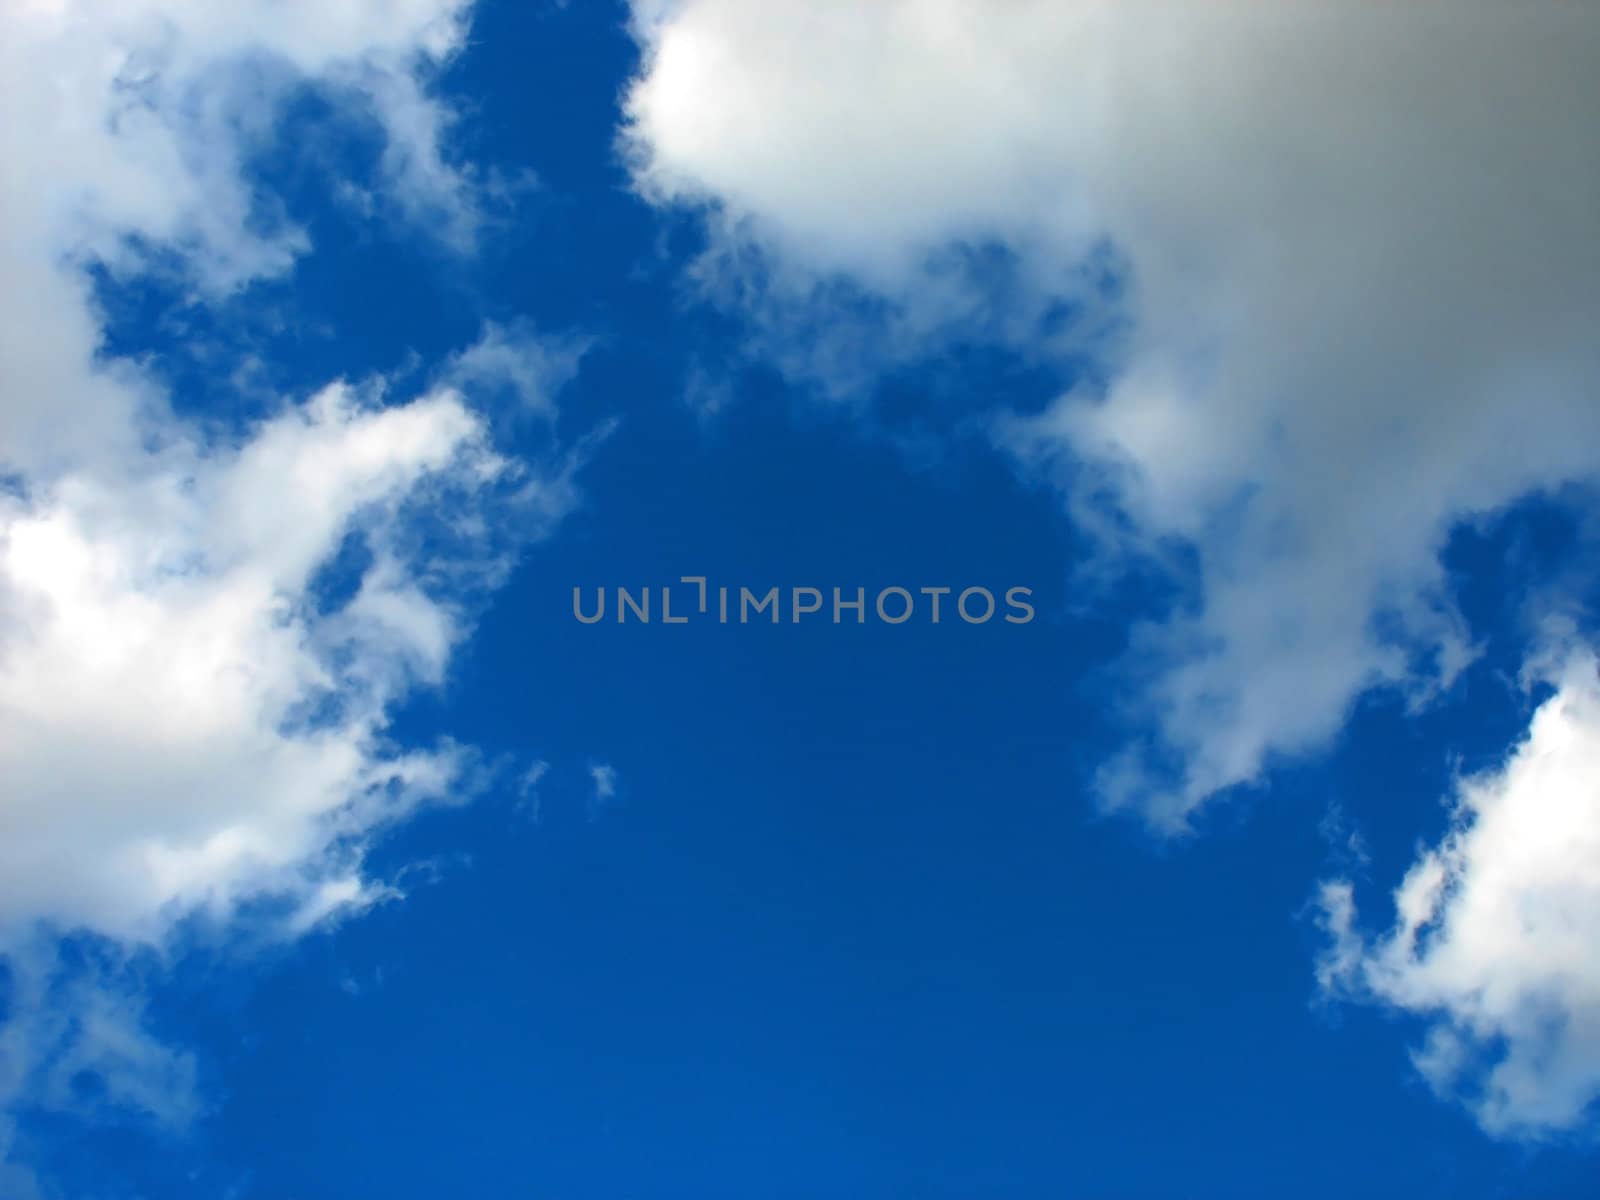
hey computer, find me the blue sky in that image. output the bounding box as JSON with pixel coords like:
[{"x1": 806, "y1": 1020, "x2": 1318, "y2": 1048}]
[{"x1": 2, "y1": 2, "x2": 1600, "y2": 1197}]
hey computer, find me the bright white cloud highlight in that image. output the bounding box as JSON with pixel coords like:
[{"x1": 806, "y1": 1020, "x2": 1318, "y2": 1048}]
[
  {"x1": 622, "y1": 0, "x2": 1600, "y2": 828},
  {"x1": 1319, "y1": 651, "x2": 1600, "y2": 1137}
]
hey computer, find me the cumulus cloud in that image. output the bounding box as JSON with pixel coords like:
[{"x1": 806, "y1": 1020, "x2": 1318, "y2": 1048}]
[
  {"x1": 621, "y1": 0, "x2": 1600, "y2": 827},
  {"x1": 1318, "y1": 650, "x2": 1600, "y2": 1137},
  {"x1": 2, "y1": 0, "x2": 488, "y2": 470},
  {"x1": 0, "y1": 0, "x2": 533, "y2": 943},
  {"x1": 0, "y1": 0, "x2": 588, "y2": 1150},
  {"x1": 0, "y1": 379, "x2": 517, "y2": 945}
]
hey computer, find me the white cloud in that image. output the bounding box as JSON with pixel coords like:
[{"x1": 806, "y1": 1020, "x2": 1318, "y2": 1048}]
[
  {"x1": 1, "y1": 0, "x2": 488, "y2": 471},
  {"x1": 588, "y1": 762, "x2": 618, "y2": 819},
  {"x1": 589, "y1": 763, "x2": 618, "y2": 798},
  {"x1": 0, "y1": 943, "x2": 199, "y2": 1128},
  {"x1": 444, "y1": 320, "x2": 591, "y2": 422},
  {"x1": 516, "y1": 759, "x2": 549, "y2": 823},
  {"x1": 520, "y1": 760, "x2": 551, "y2": 796},
  {"x1": 0, "y1": 0, "x2": 542, "y2": 930},
  {"x1": 1318, "y1": 650, "x2": 1600, "y2": 1137},
  {"x1": 0, "y1": 934, "x2": 206, "y2": 1182},
  {"x1": 0, "y1": 0, "x2": 593, "y2": 1151},
  {"x1": 0, "y1": 0, "x2": 555, "y2": 938},
  {"x1": 621, "y1": 1, "x2": 1600, "y2": 827},
  {"x1": 0, "y1": 380, "x2": 520, "y2": 946}
]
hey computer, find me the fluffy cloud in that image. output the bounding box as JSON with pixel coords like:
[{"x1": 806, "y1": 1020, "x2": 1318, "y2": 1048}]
[
  {"x1": 0, "y1": 381, "x2": 518, "y2": 945},
  {"x1": 1319, "y1": 650, "x2": 1600, "y2": 1136},
  {"x1": 0, "y1": 0, "x2": 528, "y2": 943},
  {"x1": 2, "y1": 0, "x2": 485, "y2": 471},
  {"x1": 623, "y1": 2, "x2": 1600, "y2": 1136},
  {"x1": 0, "y1": 0, "x2": 587, "y2": 1147},
  {"x1": 622, "y1": 0, "x2": 1600, "y2": 827}
]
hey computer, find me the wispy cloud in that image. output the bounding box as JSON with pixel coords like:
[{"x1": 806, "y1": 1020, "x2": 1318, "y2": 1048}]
[
  {"x1": 587, "y1": 762, "x2": 619, "y2": 820},
  {"x1": 517, "y1": 760, "x2": 551, "y2": 823}
]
